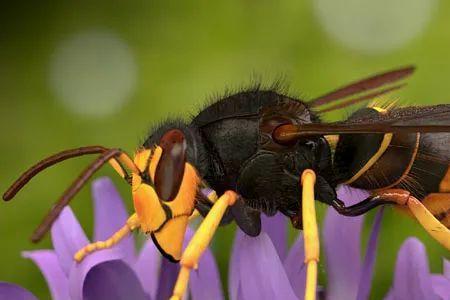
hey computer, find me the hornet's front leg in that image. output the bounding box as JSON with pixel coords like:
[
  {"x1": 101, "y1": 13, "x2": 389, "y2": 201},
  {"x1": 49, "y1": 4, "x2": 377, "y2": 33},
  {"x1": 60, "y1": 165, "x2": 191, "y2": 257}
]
[
  {"x1": 301, "y1": 170, "x2": 319, "y2": 300},
  {"x1": 170, "y1": 191, "x2": 237, "y2": 300},
  {"x1": 74, "y1": 213, "x2": 141, "y2": 262}
]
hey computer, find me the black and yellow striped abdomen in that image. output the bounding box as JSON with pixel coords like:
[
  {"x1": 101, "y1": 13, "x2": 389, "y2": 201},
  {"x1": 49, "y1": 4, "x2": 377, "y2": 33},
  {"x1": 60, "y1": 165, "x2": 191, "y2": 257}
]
[{"x1": 334, "y1": 107, "x2": 450, "y2": 198}]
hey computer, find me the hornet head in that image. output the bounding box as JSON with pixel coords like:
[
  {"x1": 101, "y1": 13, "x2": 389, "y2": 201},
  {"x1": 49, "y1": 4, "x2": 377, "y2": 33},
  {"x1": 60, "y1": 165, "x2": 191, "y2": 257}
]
[
  {"x1": 132, "y1": 122, "x2": 208, "y2": 261},
  {"x1": 2, "y1": 121, "x2": 207, "y2": 263}
]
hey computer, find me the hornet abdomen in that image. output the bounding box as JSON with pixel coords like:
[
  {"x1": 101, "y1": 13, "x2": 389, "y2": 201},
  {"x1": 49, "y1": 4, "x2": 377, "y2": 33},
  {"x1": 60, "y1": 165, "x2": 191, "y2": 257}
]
[{"x1": 334, "y1": 106, "x2": 450, "y2": 199}]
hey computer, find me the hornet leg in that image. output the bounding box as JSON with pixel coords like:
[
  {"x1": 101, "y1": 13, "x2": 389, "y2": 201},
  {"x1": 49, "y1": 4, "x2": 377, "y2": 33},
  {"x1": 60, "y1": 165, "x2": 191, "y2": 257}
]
[
  {"x1": 387, "y1": 190, "x2": 450, "y2": 251},
  {"x1": 333, "y1": 189, "x2": 450, "y2": 251},
  {"x1": 301, "y1": 170, "x2": 319, "y2": 300},
  {"x1": 331, "y1": 196, "x2": 388, "y2": 217},
  {"x1": 188, "y1": 189, "x2": 219, "y2": 221},
  {"x1": 74, "y1": 213, "x2": 140, "y2": 262},
  {"x1": 74, "y1": 151, "x2": 140, "y2": 257},
  {"x1": 170, "y1": 191, "x2": 237, "y2": 300}
]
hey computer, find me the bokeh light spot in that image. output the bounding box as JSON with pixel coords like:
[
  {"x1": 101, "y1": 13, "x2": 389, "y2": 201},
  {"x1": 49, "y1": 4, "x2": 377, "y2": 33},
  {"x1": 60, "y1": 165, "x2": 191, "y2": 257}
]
[
  {"x1": 313, "y1": 0, "x2": 437, "y2": 54},
  {"x1": 49, "y1": 29, "x2": 137, "y2": 117}
]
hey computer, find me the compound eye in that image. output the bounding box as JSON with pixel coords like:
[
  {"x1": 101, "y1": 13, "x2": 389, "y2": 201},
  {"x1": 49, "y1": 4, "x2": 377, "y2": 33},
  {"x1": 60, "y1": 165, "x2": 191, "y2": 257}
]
[{"x1": 154, "y1": 129, "x2": 187, "y2": 201}]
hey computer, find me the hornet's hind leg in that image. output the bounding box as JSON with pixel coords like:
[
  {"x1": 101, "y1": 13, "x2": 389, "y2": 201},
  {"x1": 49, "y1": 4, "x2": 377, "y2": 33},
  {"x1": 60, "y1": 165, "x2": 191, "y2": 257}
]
[
  {"x1": 401, "y1": 192, "x2": 450, "y2": 250},
  {"x1": 421, "y1": 193, "x2": 450, "y2": 229},
  {"x1": 333, "y1": 189, "x2": 450, "y2": 251}
]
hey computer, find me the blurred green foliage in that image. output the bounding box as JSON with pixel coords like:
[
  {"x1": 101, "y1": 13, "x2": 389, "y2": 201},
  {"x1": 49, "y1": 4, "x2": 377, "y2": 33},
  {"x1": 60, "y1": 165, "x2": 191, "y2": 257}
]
[{"x1": 0, "y1": 1, "x2": 449, "y2": 299}]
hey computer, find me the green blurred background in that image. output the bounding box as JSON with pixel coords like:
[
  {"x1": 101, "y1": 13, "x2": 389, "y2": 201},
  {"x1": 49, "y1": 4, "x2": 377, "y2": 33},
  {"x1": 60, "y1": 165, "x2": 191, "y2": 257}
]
[{"x1": 0, "y1": 1, "x2": 449, "y2": 299}]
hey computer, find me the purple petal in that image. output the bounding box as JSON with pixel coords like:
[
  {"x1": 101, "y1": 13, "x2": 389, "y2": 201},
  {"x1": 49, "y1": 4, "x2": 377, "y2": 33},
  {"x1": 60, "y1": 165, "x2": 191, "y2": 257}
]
[
  {"x1": 229, "y1": 230, "x2": 245, "y2": 300},
  {"x1": 236, "y1": 232, "x2": 297, "y2": 300},
  {"x1": 185, "y1": 227, "x2": 224, "y2": 300},
  {"x1": 236, "y1": 286, "x2": 246, "y2": 300},
  {"x1": 324, "y1": 191, "x2": 364, "y2": 300},
  {"x1": 134, "y1": 240, "x2": 162, "y2": 300},
  {"x1": 51, "y1": 207, "x2": 89, "y2": 275},
  {"x1": 22, "y1": 250, "x2": 69, "y2": 300},
  {"x1": 337, "y1": 185, "x2": 370, "y2": 206},
  {"x1": 283, "y1": 234, "x2": 307, "y2": 299},
  {"x1": 0, "y1": 282, "x2": 37, "y2": 300},
  {"x1": 383, "y1": 290, "x2": 394, "y2": 300},
  {"x1": 356, "y1": 207, "x2": 384, "y2": 300},
  {"x1": 155, "y1": 258, "x2": 180, "y2": 300},
  {"x1": 201, "y1": 188, "x2": 215, "y2": 198},
  {"x1": 261, "y1": 213, "x2": 288, "y2": 260},
  {"x1": 69, "y1": 248, "x2": 124, "y2": 300},
  {"x1": 391, "y1": 237, "x2": 438, "y2": 300},
  {"x1": 83, "y1": 260, "x2": 149, "y2": 300},
  {"x1": 444, "y1": 259, "x2": 450, "y2": 280},
  {"x1": 431, "y1": 275, "x2": 450, "y2": 299},
  {"x1": 92, "y1": 177, "x2": 135, "y2": 264}
]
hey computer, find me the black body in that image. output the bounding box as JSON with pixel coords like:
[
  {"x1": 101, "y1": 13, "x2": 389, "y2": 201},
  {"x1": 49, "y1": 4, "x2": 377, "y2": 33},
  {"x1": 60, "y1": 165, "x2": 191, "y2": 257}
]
[
  {"x1": 143, "y1": 89, "x2": 450, "y2": 236},
  {"x1": 144, "y1": 90, "x2": 336, "y2": 235}
]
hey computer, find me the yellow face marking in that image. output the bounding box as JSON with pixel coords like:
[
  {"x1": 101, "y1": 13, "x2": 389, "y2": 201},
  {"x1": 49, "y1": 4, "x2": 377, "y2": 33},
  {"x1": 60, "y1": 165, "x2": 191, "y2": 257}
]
[
  {"x1": 152, "y1": 216, "x2": 189, "y2": 262},
  {"x1": 164, "y1": 163, "x2": 199, "y2": 217},
  {"x1": 149, "y1": 158, "x2": 199, "y2": 262},
  {"x1": 132, "y1": 181, "x2": 166, "y2": 233},
  {"x1": 149, "y1": 146, "x2": 163, "y2": 180},
  {"x1": 130, "y1": 146, "x2": 199, "y2": 240}
]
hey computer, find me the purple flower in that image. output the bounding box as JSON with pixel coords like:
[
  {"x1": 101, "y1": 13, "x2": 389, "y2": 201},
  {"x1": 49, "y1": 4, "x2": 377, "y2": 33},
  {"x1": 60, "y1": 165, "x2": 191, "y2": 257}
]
[
  {"x1": 0, "y1": 282, "x2": 37, "y2": 300},
  {"x1": 229, "y1": 186, "x2": 383, "y2": 300},
  {"x1": 385, "y1": 238, "x2": 450, "y2": 300},
  {"x1": 1, "y1": 180, "x2": 449, "y2": 299},
  {"x1": 21, "y1": 177, "x2": 223, "y2": 300},
  {"x1": 229, "y1": 185, "x2": 449, "y2": 300}
]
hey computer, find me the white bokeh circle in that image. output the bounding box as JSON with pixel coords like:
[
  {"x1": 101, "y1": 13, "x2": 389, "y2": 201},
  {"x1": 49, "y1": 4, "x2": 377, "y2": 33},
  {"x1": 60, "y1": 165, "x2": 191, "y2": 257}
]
[
  {"x1": 313, "y1": 0, "x2": 437, "y2": 54},
  {"x1": 49, "y1": 29, "x2": 137, "y2": 117}
]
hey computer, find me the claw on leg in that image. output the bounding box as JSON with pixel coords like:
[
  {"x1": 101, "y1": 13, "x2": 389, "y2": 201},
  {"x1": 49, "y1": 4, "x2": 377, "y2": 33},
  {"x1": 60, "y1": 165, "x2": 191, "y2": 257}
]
[
  {"x1": 74, "y1": 213, "x2": 140, "y2": 262},
  {"x1": 301, "y1": 169, "x2": 318, "y2": 300}
]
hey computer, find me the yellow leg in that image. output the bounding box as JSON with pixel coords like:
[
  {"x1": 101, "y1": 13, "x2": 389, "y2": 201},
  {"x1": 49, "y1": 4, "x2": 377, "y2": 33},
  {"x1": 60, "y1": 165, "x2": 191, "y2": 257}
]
[
  {"x1": 301, "y1": 169, "x2": 318, "y2": 300},
  {"x1": 188, "y1": 189, "x2": 219, "y2": 221},
  {"x1": 74, "y1": 213, "x2": 140, "y2": 262},
  {"x1": 170, "y1": 191, "x2": 237, "y2": 300},
  {"x1": 407, "y1": 196, "x2": 450, "y2": 250},
  {"x1": 371, "y1": 189, "x2": 450, "y2": 251},
  {"x1": 204, "y1": 189, "x2": 219, "y2": 203},
  {"x1": 188, "y1": 209, "x2": 200, "y2": 221}
]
